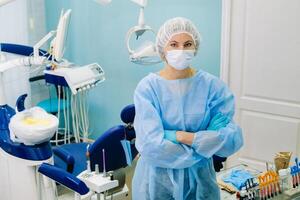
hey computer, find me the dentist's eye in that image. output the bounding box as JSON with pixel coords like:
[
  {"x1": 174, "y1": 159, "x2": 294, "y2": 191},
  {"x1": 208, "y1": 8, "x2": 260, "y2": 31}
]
[
  {"x1": 170, "y1": 43, "x2": 177, "y2": 47},
  {"x1": 184, "y1": 43, "x2": 193, "y2": 48}
]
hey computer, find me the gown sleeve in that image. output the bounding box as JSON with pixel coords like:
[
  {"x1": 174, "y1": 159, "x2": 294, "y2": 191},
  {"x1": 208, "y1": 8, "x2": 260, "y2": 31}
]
[
  {"x1": 134, "y1": 78, "x2": 204, "y2": 169},
  {"x1": 191, "y1": 78, "x2": 244, "y2": 158}
]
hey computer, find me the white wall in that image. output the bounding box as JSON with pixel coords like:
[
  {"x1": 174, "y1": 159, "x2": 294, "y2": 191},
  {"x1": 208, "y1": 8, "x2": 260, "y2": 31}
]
[
  {"x1": 0, "y1": 0, "x2": 48, "y2": 108},
  {"x1": 0, "y1": 0, "x2": 29, "y2": 44},
  {"x1": 27, "y1": 0, "x2": 46, "y2": 45}
]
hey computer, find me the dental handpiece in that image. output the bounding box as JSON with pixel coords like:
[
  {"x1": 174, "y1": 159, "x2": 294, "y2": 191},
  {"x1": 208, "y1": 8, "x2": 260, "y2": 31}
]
[
  {"x1": 260, "y1": 187, "x2": 264, "y2": 200},
  {"x1": 102, "y1": 149, "x2": 106, "y2": 177},
  {"x1": 273, "y1": 181, "x2": 277, "y2": 196},
  {"x1": 267, "y1": 179, "x2": 272, "y2": 198},
  {"x1": 291, "y1": 167, "x2": 296, "y2": 188},
  {"x1": 263, "y1": 186, "x2": 267, "y2": 200},
  {"x1": 296, "y1": 168, "x2": 300, "y2": 187},
  {"x1": 258, "y1": 176, "x2": 265, "y2": 200},
  {"x1": 295, "y1": 159, "x2": 299, "y2": 187},
  {"x1": 86, "y1": 144, "x2": 91, "y2": 172},
  {"x1": 277, "y1": 181, "x2": 281, "y2": 194},
  {"x1": 275, "y1": 174, "x2": 282, "y2": 194},
  {"x1": 274, "y1": 182, "x2": 278, "y2": 196}
]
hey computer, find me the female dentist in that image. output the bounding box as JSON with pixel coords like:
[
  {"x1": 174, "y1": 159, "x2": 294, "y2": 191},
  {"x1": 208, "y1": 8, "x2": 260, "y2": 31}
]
[{"x1": 132, "y1": 17, "x2": 243, "y2": 200}]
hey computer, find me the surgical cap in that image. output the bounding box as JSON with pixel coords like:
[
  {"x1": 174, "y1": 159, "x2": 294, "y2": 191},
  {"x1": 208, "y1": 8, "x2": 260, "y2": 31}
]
[{"x1": 156, "y1": 17, "x2": 202, "y2": 58}]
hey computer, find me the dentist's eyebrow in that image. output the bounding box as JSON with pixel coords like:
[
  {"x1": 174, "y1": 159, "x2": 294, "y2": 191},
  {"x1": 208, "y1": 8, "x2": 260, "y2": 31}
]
[{"x1": 184, "y1": 40, "x2": 193, "y2": 44}]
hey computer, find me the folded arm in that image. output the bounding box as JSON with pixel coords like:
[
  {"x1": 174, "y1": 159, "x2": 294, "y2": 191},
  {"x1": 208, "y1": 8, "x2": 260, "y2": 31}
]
[
  {"x1": 134, "y1": 81, "x2": 204, "y2": 169},
  {"x1": 168, "y1": 79, "x2": 244, "y2": 158}
]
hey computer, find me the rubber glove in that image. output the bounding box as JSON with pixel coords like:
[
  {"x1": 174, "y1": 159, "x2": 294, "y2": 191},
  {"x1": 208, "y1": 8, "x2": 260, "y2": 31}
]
[
  {"x1": 212, "y1": 155, "x2": 227, "y2": 172},
  {"x1": 164, "y1": 113, "x2": 230, "y2": 143},
  {"x1": 209, "y1": 114, "x2": 230, "y2": 172},
  {"x1": 222, "y1": 169, "x2": 253, "y2": 190},
  {"x1": 207, "y1": 113, "x2": 230, "y2": 131},
  {"x1": 164, "y1": 130, "x2": 179, "y2": 144}
]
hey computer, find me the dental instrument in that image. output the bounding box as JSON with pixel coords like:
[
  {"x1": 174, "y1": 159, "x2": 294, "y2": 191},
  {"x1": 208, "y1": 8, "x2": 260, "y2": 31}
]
[
  {"x1": 86, "y1": 144, "x2": 91, "y2": 172},
  {"x1": 102, "y1": 148, "x2": 107, "y2": 177},
  {"x1": 291, "y1": 166, "x2": 298, "y2": 188},
  {"x1": 295, "y1": 158, "x2": 300, "y2": 187},
  {"x1": 258, "y1": 176, "x2": 265, "y2": 200},
  {"x1": 277, "y1": 176, "x2": 282, "y2": 194}
]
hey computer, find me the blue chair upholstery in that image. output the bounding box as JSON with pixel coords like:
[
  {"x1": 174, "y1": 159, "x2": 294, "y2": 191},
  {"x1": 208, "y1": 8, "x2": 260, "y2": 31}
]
[
  {"x1": 89, "y1": 125, "x2": 137, "y2": 172},
  {"x1": 53, "y1": 143, "x2": 88, "y2": 176},
  {"x1": 120, "y1": 104, "x2": 135, "y2": 125},
  {"x1": 38, "y1": 163, "x2": 89, "y2": 196}
]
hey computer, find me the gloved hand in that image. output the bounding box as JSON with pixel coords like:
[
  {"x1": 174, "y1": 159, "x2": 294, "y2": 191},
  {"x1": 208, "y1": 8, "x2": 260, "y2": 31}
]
[
  {"x1": 164, "y1": 130, "x2": 179, "y2": 144},
  {"x1": 207, "y1": 113, "x2": 230, "y2": 131},
  {"x1": 212, "y1": 155, "x2": 227, "y2": 172}
]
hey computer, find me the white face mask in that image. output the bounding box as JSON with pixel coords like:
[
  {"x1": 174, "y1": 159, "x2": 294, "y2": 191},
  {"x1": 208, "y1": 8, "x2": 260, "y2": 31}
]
[{"x1": 165, "y1": 50, "x2": 195, "y2": 70}]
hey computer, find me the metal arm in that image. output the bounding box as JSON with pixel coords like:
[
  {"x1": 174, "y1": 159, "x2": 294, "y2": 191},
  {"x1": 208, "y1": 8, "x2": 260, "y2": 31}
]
[{"x1": 33, "y1": 31, "x2": 56, "y2": 59}]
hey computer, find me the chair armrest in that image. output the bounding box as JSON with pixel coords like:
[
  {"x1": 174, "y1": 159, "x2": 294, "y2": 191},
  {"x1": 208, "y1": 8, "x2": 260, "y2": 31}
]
[
  {"x1": 53, "y1": 148, "x2": 75, "y2": 173},
  {"x1": 38, "y1": 163, "x2": 89, "y2": 195}
]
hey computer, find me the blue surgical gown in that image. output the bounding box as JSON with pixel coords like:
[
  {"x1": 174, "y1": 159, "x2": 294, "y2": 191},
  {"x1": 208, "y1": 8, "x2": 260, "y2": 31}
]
[{"x1": 132, "y1": 70, "x2": 243, "y2": 200}]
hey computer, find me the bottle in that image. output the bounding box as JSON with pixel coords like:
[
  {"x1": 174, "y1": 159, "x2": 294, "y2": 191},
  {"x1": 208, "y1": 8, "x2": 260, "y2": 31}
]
[
  {"x1": 279, "y1": 168, "x2": 291, "y2": 191},
  {"x1": 240, "y1": 190, "x2": 247, "y2": 200}
]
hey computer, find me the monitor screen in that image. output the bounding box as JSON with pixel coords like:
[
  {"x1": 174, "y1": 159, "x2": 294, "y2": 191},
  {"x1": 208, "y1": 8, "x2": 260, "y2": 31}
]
[{"x1": 53, "y1": 9, "x2": 71, "y2": 62}]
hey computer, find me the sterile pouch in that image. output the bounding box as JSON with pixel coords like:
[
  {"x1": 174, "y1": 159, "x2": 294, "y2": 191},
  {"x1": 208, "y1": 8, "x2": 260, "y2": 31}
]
[
  {"x1": 9, "y1": 107, "x2": 59, "y2": 145},
  {"x1": 120, "y1": 139, "x2": 133, "y2": 166}
]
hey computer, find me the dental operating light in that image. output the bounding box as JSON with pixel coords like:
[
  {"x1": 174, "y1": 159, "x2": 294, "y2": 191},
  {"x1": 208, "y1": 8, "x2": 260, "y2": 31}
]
[
  {"x1": 93, "y1": 0, "x2": 161, "y2": 65},
  {"x1": 126, "y1": 0, "x2": 161, "y2": 65}
]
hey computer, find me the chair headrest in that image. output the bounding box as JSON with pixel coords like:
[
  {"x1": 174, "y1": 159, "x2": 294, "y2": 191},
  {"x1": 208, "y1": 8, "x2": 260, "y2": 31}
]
[
  {"x1": 89, "y1": 125, "x2": 137, "y2": 171},
  {"x1": 120, "y1": 104, "x2": 135, "y2": 125}
]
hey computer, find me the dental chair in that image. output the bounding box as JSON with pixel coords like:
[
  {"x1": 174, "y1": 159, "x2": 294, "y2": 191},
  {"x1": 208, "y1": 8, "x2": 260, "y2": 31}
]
[{"x1": 39, "y1": 104, "x2": 138, "y2": 199}]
